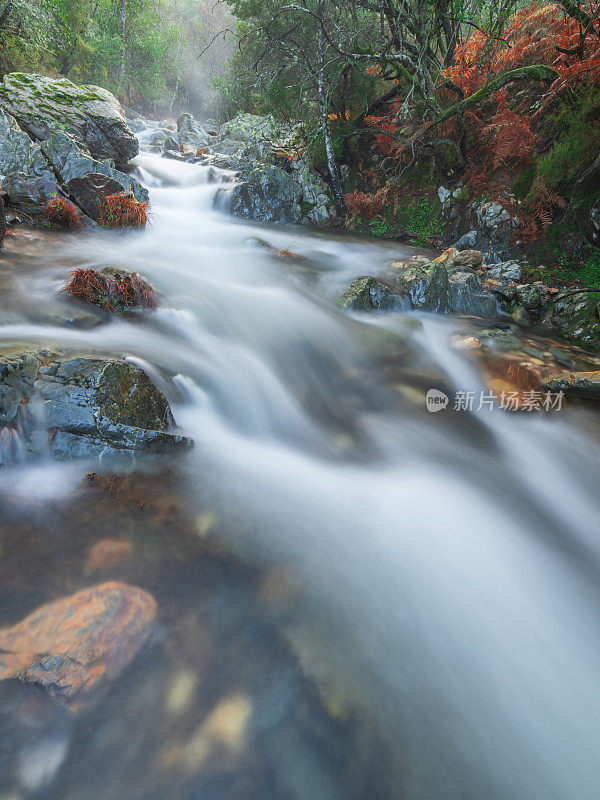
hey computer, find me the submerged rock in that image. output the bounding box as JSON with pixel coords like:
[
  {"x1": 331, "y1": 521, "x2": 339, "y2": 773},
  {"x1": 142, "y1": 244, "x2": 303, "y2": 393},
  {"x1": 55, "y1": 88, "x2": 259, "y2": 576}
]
[
  {"x1": 0, "y1": 73, "x2": 138, "y2": 165},
  {"x1": 0, "y1": 582, "x2": 156, "y2": 703},
  {"x1": 0, "y1": 348, "x2": 191, "y2": 459},
  {"x1": 337, "y1": 276, "x2": 405, "y2": 312},
  {"x1": 41, "y1": 132, "x2": 148, "y2": 220}
]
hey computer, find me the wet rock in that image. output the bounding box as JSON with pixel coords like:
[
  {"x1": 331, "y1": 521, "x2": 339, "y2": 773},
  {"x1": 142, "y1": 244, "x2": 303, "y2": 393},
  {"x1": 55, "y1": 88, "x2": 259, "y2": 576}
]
[
  {"x1": 0, "y1": 582, "x2": 156, "y2": 703},
  {"x1": 449, "y1": 270, "x2": 498, "y2": 317},
  {"x1": 162, "y1": 135, "x2": 180, "y2": 154},
  {"x1": 543, "y1": 370, "x2": 600, "y2": 399},
  {"x1": 177, "y1": 112, "x2": 211, "y2": 153},
  {"x1": 228, "y1": 164, "x2": 303, "y2": 224},
  {"x1": 0, "y1": 348, "x2": 191, "y2": 459},
  {"x1": 0, "y1": 73, "x2": 138, "y2": 165},
  {"x1": 85, "y1": 539, "x2": 134, "y2": 574},
  {"x1": 451, "y1": 249, "x2": 483, "y2": 268},
  {"x1": 337, "y1": 276, "x2": 405, "y2": 312},
  {"x1": 40, "y1": 132, "x2": 148, "y2": 220},
  {"x1": 484, "y1": 260, "x2": 522, "y2": 282},
  {"x1": 515, "y1": 283, "x2": 545, "y2": 310},
  {"x1": 0, "y1": 349, "x2": 40, "y2": 425},
  {"x1": 32, "y1": 356, "x2": 191, "y2": 458},
  {"x1": 389, "y1": 254, "x2": 497, "y2": 317},
  {"x1": 214, "y1": 113, "x2": 332, "y2": 225},
  {"x1": 63, "y1": 267, "x2": 157, "y2": 313},
  {"x1": 541, "y1": 292, "x2": 600, "y2": 348},
  {"x1": 0, "y1": 109, "x2": 59, "y2": 213}
]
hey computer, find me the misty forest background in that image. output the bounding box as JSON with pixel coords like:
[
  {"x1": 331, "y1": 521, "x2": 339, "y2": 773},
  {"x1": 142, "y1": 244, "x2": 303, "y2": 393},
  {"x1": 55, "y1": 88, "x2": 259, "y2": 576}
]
[{"x1": 1, "y1": 1, "x2": 600, "y2": 276}]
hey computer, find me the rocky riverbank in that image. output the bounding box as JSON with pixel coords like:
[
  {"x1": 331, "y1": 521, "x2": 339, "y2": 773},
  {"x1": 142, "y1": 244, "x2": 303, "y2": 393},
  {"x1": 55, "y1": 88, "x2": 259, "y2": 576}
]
[{"x1": 2, "y1": 72, "x2": 600, "y2": 472}]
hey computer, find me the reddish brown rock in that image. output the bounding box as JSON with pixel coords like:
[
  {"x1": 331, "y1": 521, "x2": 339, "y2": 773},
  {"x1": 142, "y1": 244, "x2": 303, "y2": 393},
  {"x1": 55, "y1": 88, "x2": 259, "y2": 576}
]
[
  {"x1": 0, "y1": 582, "x2": 156, "y2": 702},
  {"x1": 85, "y1": 538, "x2": 133, "y2": 574}
]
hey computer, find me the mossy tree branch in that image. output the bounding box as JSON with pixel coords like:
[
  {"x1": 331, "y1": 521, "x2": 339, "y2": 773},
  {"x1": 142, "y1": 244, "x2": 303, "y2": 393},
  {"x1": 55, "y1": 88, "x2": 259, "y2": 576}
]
[{"x1": 428, "y1": 65, "x2": 560, "y2": 129}]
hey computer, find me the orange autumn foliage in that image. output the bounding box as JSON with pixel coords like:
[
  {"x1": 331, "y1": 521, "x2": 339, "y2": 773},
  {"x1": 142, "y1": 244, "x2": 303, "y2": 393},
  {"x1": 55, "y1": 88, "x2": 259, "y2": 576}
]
[{"x1": 98, "y1": 193, "x2": 149, "y2": 229}]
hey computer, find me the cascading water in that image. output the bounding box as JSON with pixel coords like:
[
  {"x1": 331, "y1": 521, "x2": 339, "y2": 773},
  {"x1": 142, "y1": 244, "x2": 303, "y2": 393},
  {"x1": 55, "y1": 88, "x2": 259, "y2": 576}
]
[{"x1": 0, "y1": 140, "x2": 599, "y2": 800}]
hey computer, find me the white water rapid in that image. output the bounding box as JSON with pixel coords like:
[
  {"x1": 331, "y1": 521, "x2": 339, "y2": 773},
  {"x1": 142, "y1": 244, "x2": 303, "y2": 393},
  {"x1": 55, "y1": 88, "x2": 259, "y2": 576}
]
[{"x1": 1, "y1": 147, "x2": 599, "y2": 800}]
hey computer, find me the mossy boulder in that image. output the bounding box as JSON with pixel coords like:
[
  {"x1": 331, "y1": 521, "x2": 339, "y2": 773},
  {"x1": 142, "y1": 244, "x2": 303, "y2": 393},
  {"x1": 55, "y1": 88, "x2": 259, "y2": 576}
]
[
  {"x1": 541, "y1": 292, "x2": 600, "y2": 348},
  {"x1": 337, "y1": 276, "x2": 406, "y2": 312},
  {"x1": 0, "y1": 348, "x2": 191, "y2": 460},
  {"x1": 0, "y1": 73, "x2": 138, "y2": 165}
]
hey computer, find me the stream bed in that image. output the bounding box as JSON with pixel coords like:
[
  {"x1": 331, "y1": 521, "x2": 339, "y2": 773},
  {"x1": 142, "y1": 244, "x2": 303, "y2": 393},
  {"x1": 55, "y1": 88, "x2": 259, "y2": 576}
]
[{"x1": 0, "y1": 151, "x2": 599, "y2": 800}]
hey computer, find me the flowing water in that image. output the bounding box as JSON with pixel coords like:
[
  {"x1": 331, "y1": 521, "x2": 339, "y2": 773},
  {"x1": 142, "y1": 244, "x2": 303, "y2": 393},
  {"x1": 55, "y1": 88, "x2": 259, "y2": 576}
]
[{"x1": 0, "y1": 145, "x2": 600, "y2": 800}]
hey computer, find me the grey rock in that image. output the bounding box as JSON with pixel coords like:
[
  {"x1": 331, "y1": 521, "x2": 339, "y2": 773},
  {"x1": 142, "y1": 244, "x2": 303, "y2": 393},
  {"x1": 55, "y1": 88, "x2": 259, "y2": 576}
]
[
  {"x1": 227, "y1": 164, "x2": 303, "y2": 224},
  {"x1": 541, "y1": 293, "x2": 600, "y2": 347},
  {"x1": 213, "y1": 113, "x2": 332, "y2": 225},
  {"x1": 515, "y1": 283, "x2": 544, "y2": 309},
  {"x1": 0, "y1": 73, "x2": 138, "y2": 165},
  {"x1": 0, "y1": 348, "x2": 191, "y2": 460},
  {"x1": 41, "y1": 132, "x2": 148, "y2": 220},
  {"x1": 452, "y1": 230, "x2": 478, "y2": 250},
  {"x1": 337, "y1": 276, "x2": 406, "y2": 312},
  {"x1": 485, "y1": 261, "x2": 522, "y2": 282},
  {"x1": 390, "y1": 259, "x2": 497, "y2": 317},
  {"x1": 177, "y1": 112, "x2": 211, "y2": 152},
  {"x1": 0, "y1": 350, "x2": 40, "y2": 425},
  {"x1": 0, "y1": 109, "x2": 59, "y2": 212},
  {"x1": 449, "y1": 271, "x2": 498, "y2": 317},
  {"x1": 162, "y1": 135, "x2": 180, "y2": 154}
]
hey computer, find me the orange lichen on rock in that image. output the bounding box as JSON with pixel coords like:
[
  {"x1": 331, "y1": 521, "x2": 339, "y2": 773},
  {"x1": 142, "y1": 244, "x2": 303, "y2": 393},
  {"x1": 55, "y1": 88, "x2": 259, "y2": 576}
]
[
  {"x1": 85, "y1": 539, "x2": 134, "y2": 574},
  {"x1": 98, "y1": 193, "x2": 149, "y2": 228},
  {"x1": 0, "y1": 582, "x2": 156, "y2": 702},
  {"x1": 45, "y1": 197, "x2": 83, "y2": 228}
]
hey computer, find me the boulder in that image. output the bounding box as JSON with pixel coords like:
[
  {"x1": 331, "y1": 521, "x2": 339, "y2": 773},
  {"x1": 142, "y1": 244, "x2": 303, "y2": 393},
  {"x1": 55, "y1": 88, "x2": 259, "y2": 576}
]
[
  {"x1": 0, "y1": 73, "x2": 138, "y2": 165},
  {"x1": 543, "y1": 370, "x2": 600, "y2": 399},
  {"x1": 41, "y1": 132, "x2": 148, "y2": 220},
  {"x1": 0, "y1": 348, "x2": 191, "y2": 459},
  {"x1": 389, "y1": 255, "x2": 498, "y2": 317},
  {"x1": 32, "y1": 356, "x2": 190, "y2": 458},
  {"x1": 213, "y1": 113, "x2": 333, "y2": 225},
  {"x1": 337, "y1": 276, "x2": 406, "y2": 312},
  {"x1": 451, "y1": 249, "x2": 484, "y2": 268},
  {"x1": 177, "y1": 112, "x2": 211, "y2": 153},
  {"x1": 0, "y1": 582, "x2": 156, "y2": 703},
  {"x1": 541, "y1": 292, "x2": 600, "y2": 347},
  {"x1": 0, "y1": 109, "x2": 59, "y2": 212},
  {"x1": 227, "y1": 164, "x2": 303, "y2": 224},
  {"x1": 485, "y1": 261, "x2": 522, "y2": 282}
]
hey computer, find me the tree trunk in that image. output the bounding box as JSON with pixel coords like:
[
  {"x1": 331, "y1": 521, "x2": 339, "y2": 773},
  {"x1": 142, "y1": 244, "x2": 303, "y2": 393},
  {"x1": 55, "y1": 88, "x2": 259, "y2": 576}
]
[
  {"x1": 118, "y1": 0, "x2": 127, "y2": 92},
  {"x1": 317, "y1": 1, "x2": 347, "y2": 214},
  {"x1": 0, "y1": 196, "x2": 6, "y2": 250}
]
